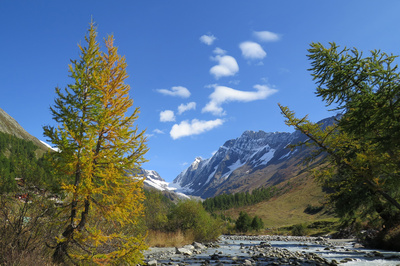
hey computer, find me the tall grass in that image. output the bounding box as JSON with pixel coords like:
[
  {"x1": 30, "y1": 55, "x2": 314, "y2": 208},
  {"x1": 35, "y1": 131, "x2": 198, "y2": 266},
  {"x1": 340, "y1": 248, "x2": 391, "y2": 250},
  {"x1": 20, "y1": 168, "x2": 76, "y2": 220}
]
[{"x1": 146, "y1": 230, "x2": 194, "y2": 247}]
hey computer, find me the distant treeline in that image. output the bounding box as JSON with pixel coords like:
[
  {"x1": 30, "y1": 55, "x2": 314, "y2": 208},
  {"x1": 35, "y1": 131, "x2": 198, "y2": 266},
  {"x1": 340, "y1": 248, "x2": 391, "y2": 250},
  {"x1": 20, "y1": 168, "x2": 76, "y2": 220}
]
[
  {"x1": 203, "y1": 186, "x2": 277, "y2": 212},
  {"x1": 0, "y1": 132, "x2": 57, "y2": 193}
]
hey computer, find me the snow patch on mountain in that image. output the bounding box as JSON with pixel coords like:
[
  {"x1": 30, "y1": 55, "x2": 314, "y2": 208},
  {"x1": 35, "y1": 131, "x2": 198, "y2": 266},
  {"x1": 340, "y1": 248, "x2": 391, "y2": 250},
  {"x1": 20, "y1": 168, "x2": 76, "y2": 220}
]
[
  {"x1": 40, "y1": 140, "x2": 60, "y2": 152},
  {"x1": 222, "y1": 159, "x2": 245, "y2": 179},
  {"x1": 253, "y1": 148, "x2": 275, "y2": 167}
]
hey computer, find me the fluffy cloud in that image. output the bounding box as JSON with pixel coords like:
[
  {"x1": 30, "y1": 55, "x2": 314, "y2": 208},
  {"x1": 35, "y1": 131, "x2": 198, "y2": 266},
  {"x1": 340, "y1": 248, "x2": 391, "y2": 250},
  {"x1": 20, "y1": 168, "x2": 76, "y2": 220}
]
[
  {"x1": 239, "y1": 42, "x2": 266, "y2": 60},
  {"x1": 160, "y1": 110, "x2": 176, "y2": 122},
  {"x1": 253, "y1": 31, "x2": 280, "y2": 42},
  {"x1": 170, "y1": 119, "x2": 224, "y2": 140},
  {"x1": 156, "y1": 86, "x2": 191, "y2": 98},
  {"x1": 202, "y1": 84, "x2": 278, "y2": 116},
  {"x1": 200, "y1": 34, "x2": 216, "y2": 45},
  {"x1": 178, "y1": 102, "x2": 196, "y2": 115},
  {"x1": 213, "y1": 47, "x2": 227, "y2": 55},
  {"x1": 210, "y1": 55, "x2": 239, "y2": 79}
]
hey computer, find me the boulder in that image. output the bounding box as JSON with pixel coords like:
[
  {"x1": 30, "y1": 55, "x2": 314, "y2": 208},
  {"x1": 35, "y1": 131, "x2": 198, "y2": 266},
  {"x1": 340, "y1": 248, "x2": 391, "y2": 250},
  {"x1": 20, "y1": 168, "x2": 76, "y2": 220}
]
[
  {"x1": 193, "y1": 242, "x2": 206, "y2": 249},
  {"x1": 147, "y1": 259, "x2": 157, "y2": 266},
  {"x1": 175, "y1": 247, "x2": 192, "y2": 256}
]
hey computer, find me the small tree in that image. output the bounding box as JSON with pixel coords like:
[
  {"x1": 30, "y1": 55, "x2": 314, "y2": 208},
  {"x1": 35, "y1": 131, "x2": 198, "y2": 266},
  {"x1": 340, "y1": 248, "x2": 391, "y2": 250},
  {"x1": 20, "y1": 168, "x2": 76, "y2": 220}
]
[
  {"x1": 251, "y1": 215, "x2": 264, "y2": 232},
  {"x1": 235, "y1": 211, "x2": 252, "y2": 233},
  {"x1": 44, "y1": 22, "x2": 148, "y2": 264}
]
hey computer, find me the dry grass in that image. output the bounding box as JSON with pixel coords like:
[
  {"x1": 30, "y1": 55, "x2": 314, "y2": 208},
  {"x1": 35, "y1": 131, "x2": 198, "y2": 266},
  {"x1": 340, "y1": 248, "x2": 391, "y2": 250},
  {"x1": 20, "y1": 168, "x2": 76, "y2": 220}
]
[
  {"x1": 223, "y1": 172, "x2": 337, "y2": 230},
  {"x1": 146, "y1": 230, "x2": 195, "y2": 247}
]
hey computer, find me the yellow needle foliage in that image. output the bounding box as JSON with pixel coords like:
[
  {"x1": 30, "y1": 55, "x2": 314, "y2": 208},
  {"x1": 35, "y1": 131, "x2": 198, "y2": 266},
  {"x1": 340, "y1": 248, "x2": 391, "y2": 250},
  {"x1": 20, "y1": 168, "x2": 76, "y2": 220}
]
[{"x1": 44, "y1": 22, "x2": 148, "y2": 265}]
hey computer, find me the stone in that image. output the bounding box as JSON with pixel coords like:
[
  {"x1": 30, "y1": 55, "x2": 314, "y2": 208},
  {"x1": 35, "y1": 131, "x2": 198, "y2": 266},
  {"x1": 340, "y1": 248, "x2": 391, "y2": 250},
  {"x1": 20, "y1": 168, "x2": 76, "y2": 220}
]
[
  {"x1": 354, "y1": 243, "x2": 364, "y2": 249},
  {"x1": 183, "y1": 244, "x2": 195, "y2": 250},
  {"x1": 210, "y1": 254, "x2": 219, "y2": 260},
  {"x1": 193, "y1": 242, "x2": 206, "y2": 249},
  {"x1": 330, "y1": 259, "x2": 339, "y2": 266},
  {"x1": 243, "y1": 259, "x2": 252, "y2": 265},
  {"x1": 175, "y1": 247, "x2": 193, "y2": 256},
  {"x1": 147, "y1": 259, "x2": 158, "y2": 266}
]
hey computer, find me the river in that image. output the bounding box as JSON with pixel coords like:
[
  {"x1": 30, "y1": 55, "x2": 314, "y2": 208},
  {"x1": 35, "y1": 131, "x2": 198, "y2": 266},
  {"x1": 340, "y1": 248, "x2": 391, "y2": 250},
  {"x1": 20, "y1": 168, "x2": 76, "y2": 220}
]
[{"x1": 144, "y1": 235, "x2": 400, "y2": 265}]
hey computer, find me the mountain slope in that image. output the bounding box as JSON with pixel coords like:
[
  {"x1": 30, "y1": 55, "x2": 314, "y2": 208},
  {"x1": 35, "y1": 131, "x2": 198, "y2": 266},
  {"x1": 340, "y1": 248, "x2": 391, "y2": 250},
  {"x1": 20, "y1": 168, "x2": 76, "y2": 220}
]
[
  {"x1": 172, "y1": 116, "x2": 335, "y2": 199},
  {"x1": 224, "y1": 170, "x2": 334, "y2": 228},
  {"x1": 0, "y1": 107, "x2": 49, "y2": 153}
]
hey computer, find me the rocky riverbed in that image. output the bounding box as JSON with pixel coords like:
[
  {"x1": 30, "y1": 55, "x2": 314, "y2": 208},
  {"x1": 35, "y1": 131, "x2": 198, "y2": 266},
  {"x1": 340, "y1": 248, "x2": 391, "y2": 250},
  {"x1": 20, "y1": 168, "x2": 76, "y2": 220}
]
[{"x1": 143, "y1": 235, "x2": 400, "y2": 265}]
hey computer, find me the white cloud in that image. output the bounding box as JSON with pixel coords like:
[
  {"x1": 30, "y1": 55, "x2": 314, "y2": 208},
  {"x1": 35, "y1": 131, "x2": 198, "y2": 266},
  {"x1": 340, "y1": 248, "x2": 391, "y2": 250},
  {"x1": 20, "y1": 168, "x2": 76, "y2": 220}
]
[
  {"x1": 205, "y1": 83, "x2": 218, "y2": 89},
  {"x1": 178, "y1": 102, "x2": 196, "y2": 115},
  {"x1": 145, "y1": 133, "x2": 154, "y2": 138},
  {"x1": 202, "y1": 84, "x2": 278, "y2": 116},
  {"x1": 210, "y1": 55, "x2": 239, "y2": 79},
  {"x1": 200, "y1": 34, "x2": 216, "y2": 45},
  {"x1": 153, "y1": 129, "x2": 165, "y2": 134},
  {"x1": 253, "y1": 31, "x2": 280, "y2": 42},
  {"x1": 160, "y1": 110, "x2": 176, "y2": 122},
  {"x1": 213, "y1": 47, "x2": 226, "y2": 55},
  {"x1": 156, "y1": 86, "x2": 191, "y2": 98},
  {"x1": 239, "y1": 42, "x2": 266, "y2": 60},
  {"x1": 170, "y1": 119, "x2": 224, "y2": 140}
]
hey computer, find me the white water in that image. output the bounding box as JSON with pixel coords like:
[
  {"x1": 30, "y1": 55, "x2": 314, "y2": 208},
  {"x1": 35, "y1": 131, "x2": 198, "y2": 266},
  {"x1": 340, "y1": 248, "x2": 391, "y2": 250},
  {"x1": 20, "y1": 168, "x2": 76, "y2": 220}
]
[
  {"x1": 219, "y1": 237, "x2": 400, "y2": 265},
  {"x1": 146, "y1": 236, "x2": 400, "y2": 265}
]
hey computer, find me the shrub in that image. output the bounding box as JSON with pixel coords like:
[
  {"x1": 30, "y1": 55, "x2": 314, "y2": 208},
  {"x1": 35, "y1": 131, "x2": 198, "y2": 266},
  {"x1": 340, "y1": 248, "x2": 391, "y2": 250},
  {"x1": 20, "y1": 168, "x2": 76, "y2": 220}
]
[
  {"x1": 235, "y1": 211, "x2": 265, "y2": 233},
  {"x1": 0, "y1": 195, "x2": 58, "y2": 265},
  {"x1": 235, "y1": 211, "x2": 252, "y2": 233},
  {"x1": 291, "y1": 223, "x2": 309, "y2": 236},
  {"x1": 168, "y1": 199, "x2": 222, "y2": 242},
  {"x1": 251, "y1": 215, "x2": 264, "y2": 231}
]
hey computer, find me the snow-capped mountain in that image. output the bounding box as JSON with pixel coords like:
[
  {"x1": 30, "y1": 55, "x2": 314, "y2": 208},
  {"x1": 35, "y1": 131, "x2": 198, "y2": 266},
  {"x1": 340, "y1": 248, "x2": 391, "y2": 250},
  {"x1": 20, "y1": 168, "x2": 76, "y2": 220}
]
[
  {"x1": 139, "y1": 168, "x2": 189, "y2": 200},
  {"x1": 171, "y1": 116, "x2": 336, "y2": 199}
]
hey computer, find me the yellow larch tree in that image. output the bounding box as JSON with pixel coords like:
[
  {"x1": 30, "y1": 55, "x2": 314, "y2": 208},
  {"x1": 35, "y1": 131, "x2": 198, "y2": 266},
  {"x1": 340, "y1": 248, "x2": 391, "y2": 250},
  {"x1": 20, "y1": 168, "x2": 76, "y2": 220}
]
[{"x1": 44, "y1": 22, "x2": 148, "y2": 265}]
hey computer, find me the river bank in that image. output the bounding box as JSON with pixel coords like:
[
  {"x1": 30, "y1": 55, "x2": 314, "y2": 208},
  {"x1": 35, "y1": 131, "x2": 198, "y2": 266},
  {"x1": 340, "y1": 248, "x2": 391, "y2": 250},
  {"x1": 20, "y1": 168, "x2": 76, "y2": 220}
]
[{"x1": 143, "y1": 235, "x2": 400, "y2": 265}]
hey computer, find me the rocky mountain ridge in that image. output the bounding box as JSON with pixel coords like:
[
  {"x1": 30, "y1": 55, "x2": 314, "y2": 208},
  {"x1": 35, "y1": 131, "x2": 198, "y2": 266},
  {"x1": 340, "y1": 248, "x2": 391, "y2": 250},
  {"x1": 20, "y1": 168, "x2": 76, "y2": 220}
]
[{"x1": 171, "y1": 116, "x2": 336, "y2": 198}]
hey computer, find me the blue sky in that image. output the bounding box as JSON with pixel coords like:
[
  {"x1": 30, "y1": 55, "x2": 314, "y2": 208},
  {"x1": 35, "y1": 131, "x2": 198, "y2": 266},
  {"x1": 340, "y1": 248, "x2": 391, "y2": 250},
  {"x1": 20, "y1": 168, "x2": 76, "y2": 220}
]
[{"x1": 1, "y1": 1, "x2": 400, "y2": 182}]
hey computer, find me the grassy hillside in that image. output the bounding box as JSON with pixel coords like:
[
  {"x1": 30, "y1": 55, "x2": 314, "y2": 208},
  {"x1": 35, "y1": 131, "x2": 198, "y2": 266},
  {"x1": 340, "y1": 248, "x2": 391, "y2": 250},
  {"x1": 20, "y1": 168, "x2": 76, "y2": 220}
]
[{"x1": 222, "y1": 171, "x2": 337, "y2": 230}]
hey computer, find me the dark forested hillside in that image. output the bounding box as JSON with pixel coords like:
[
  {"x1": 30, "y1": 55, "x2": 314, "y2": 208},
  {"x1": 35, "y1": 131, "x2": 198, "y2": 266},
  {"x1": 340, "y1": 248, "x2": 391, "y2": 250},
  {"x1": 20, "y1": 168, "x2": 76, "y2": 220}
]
[
  {"x1": 203, "y1": 186, "x2": 277, "y2": 212},
  {"x1": 0, "y1": 131, "x2": 57, "y2": 193}
]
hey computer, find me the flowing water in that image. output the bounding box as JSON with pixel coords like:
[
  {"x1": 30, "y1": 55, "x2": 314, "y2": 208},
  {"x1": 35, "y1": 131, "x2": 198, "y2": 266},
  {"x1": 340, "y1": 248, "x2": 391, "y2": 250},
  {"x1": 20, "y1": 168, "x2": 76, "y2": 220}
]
[{"x1": 145, "y1": 235, "x2": 400, "y2": 265}]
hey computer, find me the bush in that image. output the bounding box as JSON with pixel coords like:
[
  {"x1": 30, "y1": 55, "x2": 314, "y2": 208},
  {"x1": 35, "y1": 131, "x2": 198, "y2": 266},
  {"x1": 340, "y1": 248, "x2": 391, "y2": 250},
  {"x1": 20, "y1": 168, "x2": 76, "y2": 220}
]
[
  {"x1": 291, "y1": 223, "x2": 309, "y2": 236},
  {"x1": 168, "y1": 199, "x2": 222, "y2": 242},
  {"x1": 251, "y1": 215, "x2": 264, "y2": 231},
  {"x1": 377, "y1": 225, "x2": 400, "y2": 251},
  {"x1": 235, "y1": 211, "x2": 265, "y2": 233},
  {"x1": 144, "y1": 190, "x2": 171, "y2": 231},
  {"x1": 0, "y1": 195, "x2": 58, "y2": 265},
  {"x1": 304, "y1": 204, "x2": 324, "y2": 214},
  {"x1": 235, "y1": 211, "x2": 252, "y2": 233}
]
